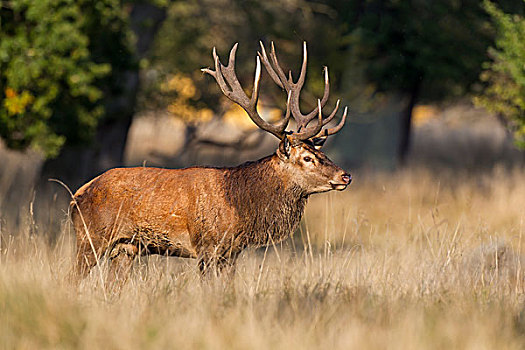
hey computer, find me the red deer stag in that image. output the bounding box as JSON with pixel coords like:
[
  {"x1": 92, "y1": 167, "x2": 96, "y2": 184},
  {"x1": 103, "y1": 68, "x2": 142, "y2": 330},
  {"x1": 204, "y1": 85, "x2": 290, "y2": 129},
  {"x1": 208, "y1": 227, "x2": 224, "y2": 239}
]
[{"x1": 70, "y1": 42, "x2": 351, "y2": 283}]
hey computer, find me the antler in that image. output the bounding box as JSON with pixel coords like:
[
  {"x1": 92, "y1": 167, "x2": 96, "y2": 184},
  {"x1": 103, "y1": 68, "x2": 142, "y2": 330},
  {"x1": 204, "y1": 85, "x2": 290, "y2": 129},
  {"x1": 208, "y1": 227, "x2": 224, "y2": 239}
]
[
  {"x1": 316, "y1": 105, "x2": 348, "y2": 137},
  {"x1": 258, "y1": 41, "x2": 346, "y2": 140},
  {"x1": 201, "y1": 43, "x2": 291, "y2": 139}
]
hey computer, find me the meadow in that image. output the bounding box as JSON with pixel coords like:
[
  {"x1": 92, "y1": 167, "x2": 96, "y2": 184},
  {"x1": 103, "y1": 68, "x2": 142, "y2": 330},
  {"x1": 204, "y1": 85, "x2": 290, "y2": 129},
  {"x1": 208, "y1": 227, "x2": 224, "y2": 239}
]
[
  {"x1": 1, "y1": 0, "x2": 523, "y2": 346},
  {"x1": 1, "y1": 164, "x2": 524, "y2": 349}
]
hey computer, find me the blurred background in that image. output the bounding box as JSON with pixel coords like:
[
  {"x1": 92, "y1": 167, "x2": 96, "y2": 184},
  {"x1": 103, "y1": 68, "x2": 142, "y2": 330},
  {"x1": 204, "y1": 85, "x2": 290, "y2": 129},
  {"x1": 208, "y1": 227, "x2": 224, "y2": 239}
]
[{"x1": 0, "y1": 0, "x2": 524, "y2": 234}]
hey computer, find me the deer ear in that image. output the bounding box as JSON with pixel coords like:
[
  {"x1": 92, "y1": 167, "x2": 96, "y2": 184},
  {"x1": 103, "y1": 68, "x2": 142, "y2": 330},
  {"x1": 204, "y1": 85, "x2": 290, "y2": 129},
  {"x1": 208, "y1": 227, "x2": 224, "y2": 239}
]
[
  {"x1": 278, "y1": 136, "x2": 291, "y2": 159},
  {"x1": 311, "y1": 136, "x2": 327, "y2": 150}
]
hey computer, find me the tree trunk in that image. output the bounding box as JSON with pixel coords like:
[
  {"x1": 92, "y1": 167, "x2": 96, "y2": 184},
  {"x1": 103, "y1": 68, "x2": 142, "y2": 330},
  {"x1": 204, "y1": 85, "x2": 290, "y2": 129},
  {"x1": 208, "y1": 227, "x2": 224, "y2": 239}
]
[
  {"x1": 398, "y1": 79, "x2": 421, "y2": 165},
  {"x1": 41, "y1": 2, "x2": 166, "y2": 189},
  {"x1": 41, "y1": 115, "x2": 135, "y2": 189}
]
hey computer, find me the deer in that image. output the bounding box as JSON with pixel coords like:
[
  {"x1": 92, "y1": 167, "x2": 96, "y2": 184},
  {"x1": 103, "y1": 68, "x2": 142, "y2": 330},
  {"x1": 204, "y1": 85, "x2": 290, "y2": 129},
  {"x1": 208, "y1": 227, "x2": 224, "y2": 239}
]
[{"x1": 70, "y1": 42, "x2": 351, "y2": 285}]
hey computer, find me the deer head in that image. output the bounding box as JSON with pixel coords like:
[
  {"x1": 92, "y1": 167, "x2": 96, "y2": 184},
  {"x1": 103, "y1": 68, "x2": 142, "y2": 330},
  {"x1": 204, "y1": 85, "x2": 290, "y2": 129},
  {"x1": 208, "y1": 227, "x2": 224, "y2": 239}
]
[{"x1": 202, "y1": 42, "x2": 351, "y2": 194}]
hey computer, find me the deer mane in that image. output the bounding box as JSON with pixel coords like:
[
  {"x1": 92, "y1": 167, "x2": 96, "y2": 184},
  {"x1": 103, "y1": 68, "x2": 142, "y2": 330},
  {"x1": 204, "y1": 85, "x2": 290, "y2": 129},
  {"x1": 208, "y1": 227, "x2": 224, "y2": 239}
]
[{"x1": 222, "y1": 155, "x2": 308, "y2": 246}]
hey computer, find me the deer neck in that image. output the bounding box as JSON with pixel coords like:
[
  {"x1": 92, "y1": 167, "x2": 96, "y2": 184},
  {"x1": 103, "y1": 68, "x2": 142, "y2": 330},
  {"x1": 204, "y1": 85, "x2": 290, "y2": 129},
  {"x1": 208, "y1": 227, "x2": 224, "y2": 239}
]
[
  {"x1": 224, "y1": 154, "x2": 308, "y2": 245},
  {"x1": 227, "y1": 154, "x2": 309, "y2": 200}
]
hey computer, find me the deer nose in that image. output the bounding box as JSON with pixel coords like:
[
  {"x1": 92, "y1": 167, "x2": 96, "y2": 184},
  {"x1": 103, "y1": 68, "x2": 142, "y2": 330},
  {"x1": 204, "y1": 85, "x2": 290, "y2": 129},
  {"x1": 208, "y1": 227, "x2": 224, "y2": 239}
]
[{"x1": 341, "y1": 173, "x2": 352, "y2": 184}]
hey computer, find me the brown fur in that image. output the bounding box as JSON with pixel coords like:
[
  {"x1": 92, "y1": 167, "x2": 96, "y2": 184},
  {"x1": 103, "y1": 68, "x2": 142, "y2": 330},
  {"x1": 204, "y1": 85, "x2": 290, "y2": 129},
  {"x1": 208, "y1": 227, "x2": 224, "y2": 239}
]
[{"x1": 70, "y1": 140, "x2": 350, "y2": 282}]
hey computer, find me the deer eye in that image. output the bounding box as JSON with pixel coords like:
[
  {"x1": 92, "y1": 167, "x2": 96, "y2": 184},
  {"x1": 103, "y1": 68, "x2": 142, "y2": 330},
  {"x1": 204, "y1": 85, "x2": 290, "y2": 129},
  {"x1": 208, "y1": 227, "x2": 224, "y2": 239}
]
[{"x1": 303, "y1": 156, "x2": 313, "y2": 162}]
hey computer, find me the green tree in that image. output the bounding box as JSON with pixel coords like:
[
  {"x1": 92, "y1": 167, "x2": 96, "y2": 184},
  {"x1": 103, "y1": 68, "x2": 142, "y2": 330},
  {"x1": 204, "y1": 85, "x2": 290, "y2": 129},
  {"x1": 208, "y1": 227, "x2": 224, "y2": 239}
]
[
  {"x1": 1, "y1": 0, "x2": 167, "y2": 185},
  {"x1": 474, "y1": 1, "x2": 525, "y2": 149},
  {"x1": 0, "y1": 0, "x2": 121, "y2": 158},
  {"x1": 332, "y1": 0, "x2": 496, "y2": 164}
]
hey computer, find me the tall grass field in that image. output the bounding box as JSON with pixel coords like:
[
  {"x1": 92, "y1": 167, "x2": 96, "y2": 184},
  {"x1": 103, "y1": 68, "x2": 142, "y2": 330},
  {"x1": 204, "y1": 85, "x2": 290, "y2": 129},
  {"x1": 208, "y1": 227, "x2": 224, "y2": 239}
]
[{"x1": 1, "y1": 166, "x2": 524, "y2": 349}]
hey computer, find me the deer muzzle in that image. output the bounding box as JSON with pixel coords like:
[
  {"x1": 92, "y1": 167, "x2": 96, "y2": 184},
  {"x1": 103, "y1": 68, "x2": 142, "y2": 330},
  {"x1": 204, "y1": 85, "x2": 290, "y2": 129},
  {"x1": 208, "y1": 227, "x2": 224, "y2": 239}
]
[{"x1": 330, "y1": 172, "x2": 352, "y2": 191}]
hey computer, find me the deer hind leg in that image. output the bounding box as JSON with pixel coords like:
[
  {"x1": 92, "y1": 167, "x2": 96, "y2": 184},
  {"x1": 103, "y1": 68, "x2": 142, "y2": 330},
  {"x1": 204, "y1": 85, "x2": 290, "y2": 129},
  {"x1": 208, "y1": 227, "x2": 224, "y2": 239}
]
[
  {"x1": 72, "y1": 239, "x2": 100, "y2": 280},
  {"x1": 106, "y1": 243, "x2": 138, "y2": 292},
  {"x1": 70, "y1": 214, "x2": 103, "y2": 284}
]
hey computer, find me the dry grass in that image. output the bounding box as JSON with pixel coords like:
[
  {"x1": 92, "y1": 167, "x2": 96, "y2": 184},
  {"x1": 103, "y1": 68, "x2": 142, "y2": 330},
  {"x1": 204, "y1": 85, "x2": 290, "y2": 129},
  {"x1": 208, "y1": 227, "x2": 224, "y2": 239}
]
[{"x1": 1, "y1": 166, "x2": 524, "y2": 349}]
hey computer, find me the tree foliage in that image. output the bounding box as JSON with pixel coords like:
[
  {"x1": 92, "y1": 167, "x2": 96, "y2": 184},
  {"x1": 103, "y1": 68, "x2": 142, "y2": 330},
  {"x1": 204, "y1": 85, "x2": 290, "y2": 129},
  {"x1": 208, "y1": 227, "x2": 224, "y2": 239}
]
[
  {"x1": 148, "y1": 0, "x2": 503, "y2": 159},
  {"x1": 1, "y1": 0, "x2": 523, "y2": 163},
  {"x1": 144, "y1": 0, "x2": 344, "y2": 123},
  {"x1": 0, "y1": 0, "x2": 134, "y2": 158},
  {"x1": 336, "y1": 0, "x2": 496, "y2": 102},
  {"x1": 474, "y1": 1, "x2": 525, "y2": 149}
]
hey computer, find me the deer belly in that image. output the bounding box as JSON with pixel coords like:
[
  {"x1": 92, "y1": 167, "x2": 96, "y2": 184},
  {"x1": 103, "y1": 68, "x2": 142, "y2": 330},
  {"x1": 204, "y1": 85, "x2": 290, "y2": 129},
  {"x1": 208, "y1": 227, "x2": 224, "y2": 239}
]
[{"x1": 132, "y1": 221, "x2": 197, "y2": 259}]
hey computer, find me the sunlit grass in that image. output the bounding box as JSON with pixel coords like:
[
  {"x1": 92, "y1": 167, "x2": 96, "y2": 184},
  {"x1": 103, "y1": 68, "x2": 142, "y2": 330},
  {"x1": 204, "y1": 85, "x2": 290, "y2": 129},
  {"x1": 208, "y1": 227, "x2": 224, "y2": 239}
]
[{"x1": 1, "y1": 167, "x2": 524, "y2": 349}]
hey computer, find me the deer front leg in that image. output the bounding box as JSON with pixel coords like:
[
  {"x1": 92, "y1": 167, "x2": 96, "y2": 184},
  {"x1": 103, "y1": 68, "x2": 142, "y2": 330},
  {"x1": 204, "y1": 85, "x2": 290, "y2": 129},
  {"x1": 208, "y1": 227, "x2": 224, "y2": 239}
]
[
  {"x1": 197, "y1": 250, "x2": 240, "y2": 279},
  {"x1": 217, "y1": 255, "x2": 239, "y2": 280},
  {"x1": 107, "y1": 243, "x2": 138, "y2": 292}
]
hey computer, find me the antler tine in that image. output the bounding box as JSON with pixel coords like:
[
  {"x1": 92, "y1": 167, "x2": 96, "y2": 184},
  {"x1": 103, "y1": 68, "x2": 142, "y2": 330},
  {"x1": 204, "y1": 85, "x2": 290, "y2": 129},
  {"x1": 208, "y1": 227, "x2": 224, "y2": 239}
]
[
  {"x1": 302, "y1": 66, "x2": 330, "y2": 123},
  {"x1": 251, "y1": 55, "x2": 261, "y2": 107},
  {"x1": 274, "y1": 90, "x2": 293, "y2": 131},
  {"x1": 258, "y1": 41, "x2": 283, "y2": 89},
  {"x1": 278, "y1": 42, "x2": 311, "y2": 129},
  {"x1": 269, "y1": 41, "x2": 292, "y2": 90},
  {"x1": 221, "y1": 43, "x2": 249, "y2": 102},
  {"x1": 258, "y1": 41, "x2": 333, "y2": 133},
  {"x1": 321, "y1": 106, "x2": 348, "y2": 137},
  {"x1": 293, "y1": 99, "x2": 324, "y2": 140},
  {"x1": 202, "y1": 44, "x2": 290, "y2": 139},
  {"x1": 295, "y1": 41, "x2": 307, "y2": 90},
  {"x1": 202, "y1": 47, "x2": 232, "y2": 100},
  {"x1": 322, "y1": 99, "x2": 340, "y2": 126},
  {"x1": 228, "y1": 42, "x2": 237, "y2": 67}
]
